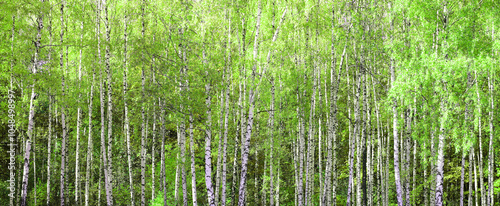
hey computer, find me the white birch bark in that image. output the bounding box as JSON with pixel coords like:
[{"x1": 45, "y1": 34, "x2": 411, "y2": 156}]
[
  {"x1": 122, "y1": 5, "x2": 135, "y2": 205},
  {"x1": 60, "y1": 2, "x2": 67, "y2": 205},
  {"x1": 75, "y1": 6, "x2": 84, "y2": 202},
  {"x1": 85, "y1": 71, "x2": 95, "y2": 206},
  {"x1": 237, "y1": 2, "x2": 261, "y2": 205},
  {"x1": 140, "y1": 0, "x2": 146, "y2": 204}
]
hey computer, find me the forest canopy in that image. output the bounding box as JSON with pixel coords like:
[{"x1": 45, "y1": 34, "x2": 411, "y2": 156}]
[{"x1": 0, "y1": 0, "x2": 499, "y2": 205}]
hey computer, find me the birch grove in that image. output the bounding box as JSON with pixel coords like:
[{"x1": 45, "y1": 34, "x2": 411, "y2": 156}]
[{"x1": 2, "y1": 0, "x2": 499, "y2": 206}]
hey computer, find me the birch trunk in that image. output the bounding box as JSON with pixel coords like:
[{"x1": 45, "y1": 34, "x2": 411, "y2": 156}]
[
  {"x1": 430, "y1": 127, "x2": 436, "y2": 206},
  {"x1": 204, "y1": 47, "x2": 216, "y2": 205},
  {"x1": 475, "y1": 69, "x2": 485, "y2": 206},
  {"x1": 140, "y1": 0, "x2": 146, "y2": 204},
  {"x1": 45, "y1": 12, "x2": 52, "y2": 206},
  {"x1": 468, "y1": 146, "x2": 474, "y2": 206},
  {"x1": 435, "y1": 100, "x2": 447, "y2": 206},
  {"x1": 21, "y1": 89, "x2": 36, "y2": 206},
  {"x1": 367, "y1": 76, "x2": 373, "y2": 206},
  {"x1": 487, "y1": 73, "x2": 494, "y2": 206},
  {"x1": 270, "y1": 79, "x2": 275, "y2": 206},
  {"x1": 373, "y1": 76, "x2": 382, "y2": 206},
  {"x1": 237, "y1": 2, "x2": 261, "y2": 205},
  {"x1": 47, "y1": 95, "x2": 53, "y2": 206},
  {"x1": 189, "y1": 112, "x2": 197, "y2": 205},
  {"x1": 215, "y1": 92, "x2": 225, "y2": 205},
  {"x1": 461, "y1": 151, "x2": 466, "y2": 206},
  {"x1": 391, "y1": 57, "x2": 404, "y2": 206},
  {"x1": 160, "y1": 100, "x2": 167, "y2": 206},
  {"x1": 85, "y1": 71, "x2": 95, "y2": 206},
  {"x1": 123, "y1": 6, "x2": 135, "y2": 205},
  {"x1": 474, "y1": 150, "x2": 479, "y2": 206},
  {"x1": 221, "y1": 62, "x2": 230, "y2": 206},
  {"x1": 75, "y1": 6, "x2": 84, "y2": 203},
  {"x1": 60, "y1": 2, "x2": 67, "y2": 204},
  {"x1": 306, "y1": 35, "x2": 317, "y2": 206},
  {"x1": 346, "y1": 54, "x2": 355, "y2": 206},
  {"x1": 103, "y1": 1, "x2": 114, "y2": 202},
  {"x1": 354, "y1": 67, "x2": 362, "y2": 206}
]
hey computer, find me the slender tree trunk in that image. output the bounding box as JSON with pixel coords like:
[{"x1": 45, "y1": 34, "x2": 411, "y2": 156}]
[
  {"x1": 74, "y1": 9, "x2": 84, "y2": 203},
  {"x1": 305, "y1": 31, "x2": 317, "y2": 206},
  {"x1": 237, "y1": 2, "x2": 261, "y2": 205},
  {"x1": 187, "y1": 112, "x2": 196, "y2": 206},
  {"x1": 44, "y1": 11, "x2": 52, "y2": 206},
  {"x1": 151, "y1": 33, "x2": 157, "y2": 204},
  {"x1": 205, "y1": 64, "x2": 216, "y2": 206},
  {"x1": 270, "y1": 79, "x2": 275, "y2": 206},
  {"x1": 294, "y1": 137, "x2": 298, "y2": 206},
  {"x1": 346, "y1": 53, "x2": 355, "y2": 206},
  {"x1": 360, "y1": 71, "x2": 367, "y2": 206},
  {"x1": 373, "y1": 76, "x2": 382, "y2": 206},
  {"x1": 85, "y1": 71, "x2": 95, "y2": 206},
  {"x1": 160, "y1": 100, "x2": 167, "y2": 206},
  {"x1": 430, "y1": 127, "x2": 436, "y2": 206},
  {"x1": 47, "y1": 96, "x2": 52, "y2": 206},
  {"x1": 461, "y1": 151, "x2": 465, "y2": 206},
  {"x1": 435, "y1": 100, "x2": 447, "y2": 206},
  {"x1": 179, "y1": 27, "x2": 189, "y2": 206},
  {"x1": 351, "y1": 65, "x2": 364, "y2": 205},
  {"x1": 405, "y1": 109, "x2": 411, "y2": 206},
  {"x1": 216, "y1": 91, "x2": 225, "y2": 205},
  {"x1": 59, "y1": 2, "x2": 67, "y2": 205},
  {"x1": 123, "y1": 6, "x2": 135, "y2": 205},
  {"x1": 475, "y1": 69, "x2": 485, "y2": 206},
  {"x1": 474, "y1": 150, "x2": 479, "y2": 206},
  {"x1": 391, "y1": 57, "x2": 404, "y2": 206},
  {"x1": 21, "y1": 84, "x2": 35, "y2": 206},
  {"x1": 487, "y1": 72, "x2": 494, "y2": 206},
  {"x1": 221, "y1": 56, "x2": 231, "y2": 206},
  {"x1": 103, "y1": 2, "x2": 114, "y2": 204},
  {"x1": 424, "y1": 139, "x2": 428, "y2": 206},
  {"x1": 469, "y1": 146, "x2": 474, "y2": 206},
  {"x1": 255, "y1": 148, "x2": 259, "y2": 205},
  {"x1": 367, "y1": 76, "x2": 373, "y2": 206},
  {"x1": 140, "y1": 0, "x2": 146, "y2": 204}
]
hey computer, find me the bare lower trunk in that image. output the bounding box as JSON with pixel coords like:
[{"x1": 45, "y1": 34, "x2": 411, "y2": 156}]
[
  {"x1": 59, "y1": 2, "x2": 67, "y2": 205},
  {"x1": 487, "y1": 74, "x2": 494, "y2": 206},
  {"x1": 205, "y1": 72, "x2": 216, "y2": 206},
  {"x1": 435, "y1": 101, "x2": 447, "y2": 206},
  {"x1": 85, "y1": 72, "x2": 95, "y2": 206},
  {"x1": 237, "y1": 2, "x2": 261, "y2": 205},
  {"x1": 21, "y1": 88, "x2": 36, "y2": 206},
  {"x1": 475, "y1": 69, "x2": 485, "y2": 206},
  {"x1": 75, "y1": 9, "x2": 84, "y2": 203},
  {"x1": 123, "y1": 8, "x2": 134, "y2": 205},
  {"x1": 391, "y1": 58, "x2": 404, "y2": 206},
  {"x1": 140, "y1": 1, "x2": 146, "y2": 204},
  {"x1": 160, "y1": 100, "x2": 167, "y2": 206}
]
